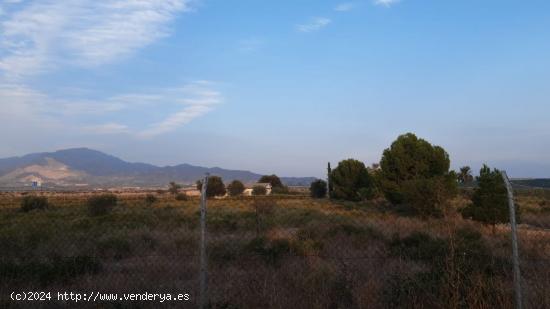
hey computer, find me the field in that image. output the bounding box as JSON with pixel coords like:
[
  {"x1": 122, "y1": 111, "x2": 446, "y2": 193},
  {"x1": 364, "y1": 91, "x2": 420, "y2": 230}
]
[{"x1": 1, "y1": 191, "x2": 550, "y2": 308}]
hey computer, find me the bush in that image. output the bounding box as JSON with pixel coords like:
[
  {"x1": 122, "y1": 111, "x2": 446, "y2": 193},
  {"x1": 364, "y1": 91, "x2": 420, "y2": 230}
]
[
  {"x1": 197, "y1": 176, "x2": 227, "y2": 197},
  {"x1": 87, "y1": 194, "x2": 117, "y2": 216},
  {"x1": 386, "y1": 227, "x2": 506, "y2": 307},
  {"x1": 253, "y1": 199, "x2": 276, "y2": 216},
  {"x1": 380, "y1": 133, "x2": 457, "y2": 216},
  {"x1": 144, "y1": 194, "x2": 157, "y2": 206},
  {"x1": 20, "y1": 196, "x2": 49, "y2": 212},
  {"x1": 245, "y1": 237, "x2": 291, "y2": 266},
  {"x1": 310, "y1": 179, "x2": 327, "y2": 198},
  {"x1": 271, "y1": 185, "x2": 289, "y2": 195},
  {"x1": 461, "y1": 165, "x2": 518, "y2": 231},
  {"x1": 252, "y1": 185, "x2": 267, "y2": 196},
  {"x1": 168, "y1": 182, "x2": 181, "y2": 195},
  {"x1": 175, "y1": 192, "x2": 188, "y2": 201},
  {"x1": 227, "y1": 180, "x2": 245, "y2": 196},
  {"x1": 0, "y1": 256, "x2": 101, "y2": 285},
  {"x1": 330, "y1": 159, "x2": 375, "y2": 201}
]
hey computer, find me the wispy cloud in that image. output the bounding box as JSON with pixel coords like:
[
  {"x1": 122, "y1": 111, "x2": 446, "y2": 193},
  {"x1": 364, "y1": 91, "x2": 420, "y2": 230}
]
[
  {"x1": 297, "y1": 17, "x2": 331, "y2": 33},
  {"x1": 0, "y1": 1, "x2": 219, "y2": 137},
  {"x1": 137, "y1": 81, "x2": 224, "y2": 137},
  {"x1": 0, "y1": 0, "x2": 191, "y2": 80},
  {"x1": 335, "y1": 3, "x2": 355, "y2": 12},
  {"x1": 84, "y1": 123, "x2": 130, "y2": 135},
  {"x1": 374, "y1": 0, "x2": 400, "y2": 7},
  {"x1": 0, "y1": 81, "x2": 223, "y2": 137}
]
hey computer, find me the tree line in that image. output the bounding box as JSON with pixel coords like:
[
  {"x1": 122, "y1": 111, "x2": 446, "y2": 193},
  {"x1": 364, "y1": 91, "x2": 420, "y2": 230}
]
[
  {"x1": 310, "y1": 132, "x2": 517, "y2": 230},
  {"x1": 168, "y1": 175, "x2": 290, "y2": 199}
]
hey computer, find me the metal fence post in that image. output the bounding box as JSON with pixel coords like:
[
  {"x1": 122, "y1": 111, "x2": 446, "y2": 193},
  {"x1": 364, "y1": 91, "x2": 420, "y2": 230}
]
[
  {"x1": 327, "y1": 162, "x2": 332, "y2": 199},
  {"x1": 199, "y1": 173, "x2": 209, "y2": 309},
  {"x1": 501, "y1": 171, "x2": 523, "y2": 309}
]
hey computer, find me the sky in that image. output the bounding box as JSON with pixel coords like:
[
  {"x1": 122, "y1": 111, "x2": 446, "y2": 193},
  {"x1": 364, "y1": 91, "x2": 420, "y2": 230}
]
[{"x1": 1, "y1": 0, "x2": 549, "y2": 178}]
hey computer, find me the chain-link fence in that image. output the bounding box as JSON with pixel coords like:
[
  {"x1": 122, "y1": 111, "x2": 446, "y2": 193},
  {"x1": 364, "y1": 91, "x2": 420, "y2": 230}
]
[{"x1": 1, "y1": 183, "x2": 549, "y2": 308}]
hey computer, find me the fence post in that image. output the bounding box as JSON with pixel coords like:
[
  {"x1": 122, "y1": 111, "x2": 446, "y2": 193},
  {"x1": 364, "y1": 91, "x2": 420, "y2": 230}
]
[
  {"x1": 199, "y1": 173, "x2": 209, "y2": 309},
  {"x1": 327, "y1": 162, "x2": 332, "y2": 199},
  {"x1": 501, "y1": 171, "x2": 522, "y2": 309}
]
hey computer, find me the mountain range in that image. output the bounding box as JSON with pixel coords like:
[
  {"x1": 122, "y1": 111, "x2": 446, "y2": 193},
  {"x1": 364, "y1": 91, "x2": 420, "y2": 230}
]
[{"x1": 0, "y1": 148, "x2": 317, "y2": 188}]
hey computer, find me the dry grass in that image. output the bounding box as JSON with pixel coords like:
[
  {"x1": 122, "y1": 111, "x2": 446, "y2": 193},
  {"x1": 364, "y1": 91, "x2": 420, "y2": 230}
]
[{"x1": 0, "y1": 191, "x2": 549, "y2": 308}]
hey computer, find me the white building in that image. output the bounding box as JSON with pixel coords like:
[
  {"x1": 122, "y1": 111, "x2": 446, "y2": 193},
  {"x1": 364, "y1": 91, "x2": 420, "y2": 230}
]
[{"x1": 243, "y1": 183, "x2": 272, "y2": 196}]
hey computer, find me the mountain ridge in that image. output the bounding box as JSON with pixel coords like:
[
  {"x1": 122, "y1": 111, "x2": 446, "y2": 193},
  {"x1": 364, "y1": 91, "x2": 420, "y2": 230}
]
[{"x1": 0, "y1": 148, "x2": 317, "y2": 188}]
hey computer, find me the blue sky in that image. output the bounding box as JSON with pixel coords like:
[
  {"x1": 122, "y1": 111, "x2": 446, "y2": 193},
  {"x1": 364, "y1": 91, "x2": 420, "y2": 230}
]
[{"x1": 1, "y1": 0, "x2": 549, "y2": 178}]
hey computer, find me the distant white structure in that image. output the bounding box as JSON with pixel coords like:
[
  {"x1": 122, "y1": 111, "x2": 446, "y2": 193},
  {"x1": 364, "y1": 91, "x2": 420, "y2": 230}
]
[
  {"x1": 243, "y1": 183, "x2": 272, "y2": 196},
  {"x1": 31, "y1": 180, "x2": 42, "y2": 188}
]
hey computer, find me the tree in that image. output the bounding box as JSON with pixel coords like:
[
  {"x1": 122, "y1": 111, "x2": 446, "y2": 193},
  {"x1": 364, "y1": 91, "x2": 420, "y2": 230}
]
[
  {"x1": 461, "y1": 165, "x2": 517, "y2": 233},
  {"x1": 457, "y1": 166, "x2": 474, "y2": 184},
  {"x1": 259, "y1": 175, "x2": 283, "y2": 188},
  {"x1": 252, "y1": 185, "x2": 267, "y2": 196},
  {"x1": 227, "y1": 180, "x2": 245, "y2": 196},
  {"x1": 310, "y1": 179, "x2": 327, "y2": 198},
  {"x1": 400, "y1": 176, "x2": 457, "y2": 217},
  {"x1": 197, "y1": 176, "x2": 227, "y2": 198},
  {"x1": 380, "y1": 133, "x2": 457, "y2": 216},
  {"x1": 330, "y1": 159, "x2": 375, "y2": 201},
  {"x1": 168, "y1": 182, "x2": 181, "y2": 195}
]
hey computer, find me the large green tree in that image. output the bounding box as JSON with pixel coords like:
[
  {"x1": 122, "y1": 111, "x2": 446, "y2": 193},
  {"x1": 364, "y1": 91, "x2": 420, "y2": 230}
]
[
  {"x1": 258, "y1": 175, "x2": 283, "y2": 188},
  {"x1": 197, "y1": 176, "x2": 227, "y2": 198},
  {"x1": 330, "y1": 159, "x2": 375, "y2": 201},
  {"x1": 227, "y1": 180, "x2": 245, "y2": 196},
  {"x1": 380, "y1": 133, "x2": 457, "y2": 216},
  {"x1": 461, "y1": 165, "x2": 517, "y2": 232}
]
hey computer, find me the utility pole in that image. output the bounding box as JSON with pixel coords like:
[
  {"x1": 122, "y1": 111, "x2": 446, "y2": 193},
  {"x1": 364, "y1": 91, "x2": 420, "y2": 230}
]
[
  {"x1": 501, "y1": 171, "x2": 522, "y2": 309},
  {"x1": 199, "y1": 173, "x2": 209, "y2": 309}
]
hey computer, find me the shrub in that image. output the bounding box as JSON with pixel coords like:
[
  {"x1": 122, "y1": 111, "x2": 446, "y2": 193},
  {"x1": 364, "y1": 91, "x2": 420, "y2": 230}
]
[
  {"x1": 20, "y1": 196, "x2": 49, "y2": 212},
  {"x1": 0, "y1": 256, "x2": 101, "y2": 285},
  {"x1": 310, "y1": 179, "x2": 327, "y2": 198},
  {"x1": 168, "y1": 182, "x2": 181, "y2": 195},
  {"x1": 197, "y1": 176, "x2": 227, "y2": 197},
  {"x1": 144, "y1": 194, "x2": 157, "y2": 206},
  {"x1": 245, "y1": 237, "x2": 291, "y2": 266},
  {"x1": 386, "y1": 227, "x2": 506, "y2": 307},
  {"x1": 252, "y1": 185, "x2": 267, "y2": 196},
  {"x1": 271, "y1": 185, "x2": 289, "y2": 195},
  {"x1": 461, "y1": 165, "x2": 518, "y2": 232},
  {"x1": 252, "y1": 200, "x2": 277, "y2": 236},
  {"x1": 253, "y1": 199, "x2": 276, "y2": 215},
  {"x1": 175, "y1": 192, "x2": 188, "y2": 201},
  {"x1": 390, "y1": 232, "x2": 448, "y2": 263},
  {"x1": 87, "y1": 194, "x2": 117, "y2": 216},
  {"x1": 380, "y1": 133, "x2": 457, "y2": 215},
  {"x1": 227, "y1": 180, "x2": 245, "y2": 196},
  {"x1": 330, "y1": 159, "x2": 375, "y2": 201}
]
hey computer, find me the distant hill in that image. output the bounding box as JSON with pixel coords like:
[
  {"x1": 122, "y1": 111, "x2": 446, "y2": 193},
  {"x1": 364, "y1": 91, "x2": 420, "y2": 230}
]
[
  {"x1": 510, "y1": 179, "x2": 550, "y2": 189},
  {"x1": 0, "y1": 148, "x2": 316, "y2": 188}
]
